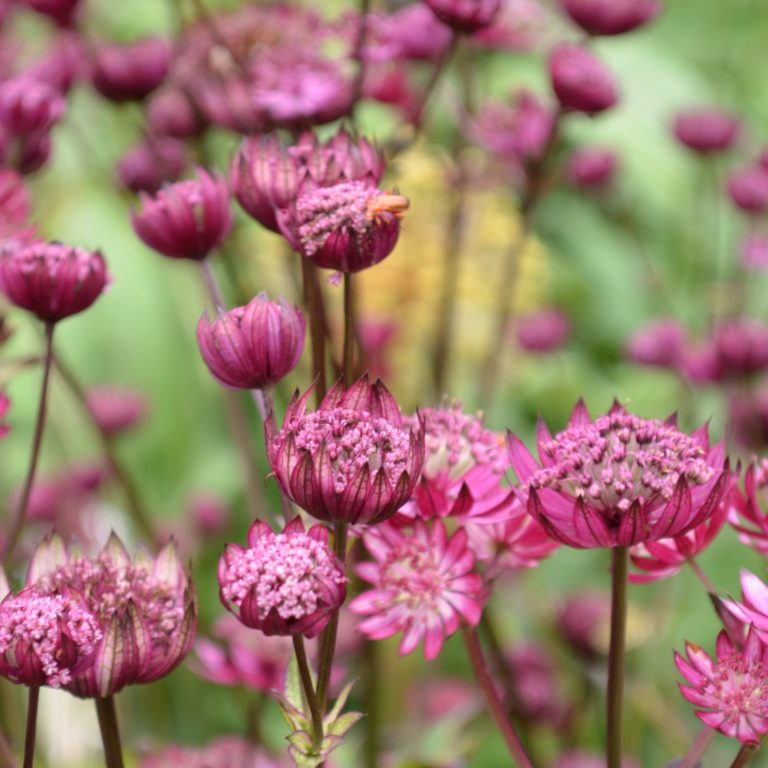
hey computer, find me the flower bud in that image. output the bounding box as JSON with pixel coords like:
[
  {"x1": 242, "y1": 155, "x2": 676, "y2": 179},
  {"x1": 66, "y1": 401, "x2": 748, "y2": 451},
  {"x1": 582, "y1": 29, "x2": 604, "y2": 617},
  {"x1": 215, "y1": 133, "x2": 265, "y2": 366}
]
[
  {"x1": 116, "y1": 137, "x2": 186, "y2": 194},
  {"x1": 197, "y1": 293, "x2": 306, "y2": 389},
  {"x1": 424, "y1": 0, "x2": 502, "y2": 33},
  {"x1": 146, "y1": 88, "x2": 205, "y2": 139},
  {"x1": 131, "y1": 168, "x2": 232, "y2": 260},
  {"x1": 566, "y1": 147, "x2": 618, "y2": 188},
  {"x1": 561, "y1": 0, "x2": 660, "y2": 36},
  {"x1": 0, "y1": 76, "x2": 65, "y2": 136},
  {"x1": 85, "y1": 386, "x2": 147, "y2": 436},
  {"x1": 516, "y1": 309, "x2": 570, "y2": 352},
  {"x1": 22, "y1": 0, "x2": 80, "y2": 26},
  {"x1": 92, "y1": 38, "x2": 170, "y2": 103},
  {"x1": 549, "y1": 44, "x2": 619, "y2": 114},
  {"x1": 727, "y1": 167, "x2": 768, "y2": 214},
  {"x1": 673, "y1": 109, "x2": 740, "y2": 154}
]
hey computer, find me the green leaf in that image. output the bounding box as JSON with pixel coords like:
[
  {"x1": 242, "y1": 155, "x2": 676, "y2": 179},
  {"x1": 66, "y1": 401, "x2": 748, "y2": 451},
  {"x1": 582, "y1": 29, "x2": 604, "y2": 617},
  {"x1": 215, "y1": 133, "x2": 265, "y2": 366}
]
[
  {"x1": 326, "y1": 711, "x2": 363, "y2": 738},
  {"x1": 323, "y1": 679, "x2": 356, "y2": 726}
]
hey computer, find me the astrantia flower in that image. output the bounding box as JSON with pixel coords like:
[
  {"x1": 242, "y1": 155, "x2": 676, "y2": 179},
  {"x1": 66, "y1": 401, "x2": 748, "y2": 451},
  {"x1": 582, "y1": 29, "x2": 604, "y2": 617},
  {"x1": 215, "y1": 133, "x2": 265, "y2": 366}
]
[
  {"x1": 0, "y1": 582, "x2": 101, "y2": 688},
  {"x1": 729, "y1": 461, "x2": 768, "y2": 554},
  {"x1": 625, "y1": 318, "x2": 687, "y2": 370},
  {"x1": 131, "y1": 168, "x2": 232, "y2": 261},
  {"x1": 0, "y1": 76, "x2": 66, "y2": 136},
  {"x1": 117, "y1": 138, "x2": 186, "y2": 195},
  {"x1": 675, "y1": 627, "x2": 768, "y2": 744},
  {"x1": 424, "y1": 0, "x2": 502, "y2": 33},
  {"x1": 267, "y1": 376, "x2": 423, "y2": 525},
  {"x1": 673, "y1": 109, "x2": 741, "y2": 154},
  {"x1": 684, "y1": 320, "x2": 768, "y2": 383},
  {"x1": 0, "y1": 241, "x2": 109, "y2": 323},
  {"x1": 516, "y1": 309, "x2": 570, "y2": 353},
  {"x1": 560, "y1": 0, "x2": 660, "y2": 36},
  {"x1": 549, "y1": 44, "x2": 619, "y2": 115},
  {"x1": 509, "y1": 400, "x2": 728, "y2": 548},
  {"x1": 141, "y1": 737, "x2": 288, "y2": 768},
  {"x1": 196, "y1": 293, "x2": 305, "y2": 389},
  {"x1": 218, "y1": 517, "x2": 346, "y2": 639},
  {"x1": 725, "y1": 571, "x2": 768, "y2": 646},
  {"x1": 727, "y1": 167, "x2": 768, "y2": 215},
  {"x1": 27, "y1": 533, "x2": 196, "y2": 698},
  {"x1": 85, "y1": 386, "x2": 147, "y2": 436},
  {"x1": 92, "y1": 38, "x2": 170, "y2": 102},
  {"x1": 350, "y1": 520, "x2": 484, "y2": 660},
  {"x1": 566, "y1": 147, "x2": 618, "y2": 189}
]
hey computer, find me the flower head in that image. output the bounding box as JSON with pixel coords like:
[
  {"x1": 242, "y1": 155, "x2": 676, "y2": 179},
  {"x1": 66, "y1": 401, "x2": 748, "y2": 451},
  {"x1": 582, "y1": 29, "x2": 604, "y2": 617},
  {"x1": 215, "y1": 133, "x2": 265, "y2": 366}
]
[
  {"x1": 27, "y1": 533, "x2": 196, "y2": 698},
  {"x1": 509, "y1": 400, "x2": 728, "y2": 548},
  {"x1": 675, "y1": 626, "x2": 768, "y2": 744},
  {"x1": 516, "y1": 309, "x2": 570, "y2": 353},
  {"x1": 350, "y1": 520, "x2": 484, "y2": 660},
  {"x1": 147, "y1": 88, "x2": 205, "y2": 140},
  {"x1": 725, "y1": 571, "x2": 768, "y2": 646},
  {"x1": 92, "y1": 38, "x2": 170, "y2": 102},
  {"x1": 197, "y1": 293, "x2": 305, "y2": 389},
  {"x1": 131, "y1": 168, "x2": 232, "y2": 261},
  {"x1": 727, "y1": 167, "x2": 768, "y2": 215},
  {"x1": 85, "y1": 386, "x2": 147, "y2": 436},
  {"x1": 218, "y1": 517, "x2": 346, "y2": 639},
  {"x1": 549, "y1": 44, "x2": 619, "y2": 115},
  {"x1": 625, "y1": 318, "x2": 687, "y2": 370},
  {"x1": 0, "y1": 76, "x2": 66, "y2": 136},
  {"x1": 267, "y1": 377, "x2": 423, "y2": 525},
  {"x1": 673, "y1": 109, "x2": 741, "y2": 154},
  {"x1": 0, "y1": 241, "x2": 109, "y2": 323},
  {"x1": 424, "y1": 0, "x2": 502, "y2": 33},
  {"x1": 560, "y1": 0, "x2": 660, "y2": 36},
  {"x1": 566, "y1": 147, "x2": 618, "y2": 189},
  {"x1": 729, "y1": 461, "x2": 768, "y2": 554},
  {"x1": 117, "y1": 138, "x2": 186, "y2": 195}
]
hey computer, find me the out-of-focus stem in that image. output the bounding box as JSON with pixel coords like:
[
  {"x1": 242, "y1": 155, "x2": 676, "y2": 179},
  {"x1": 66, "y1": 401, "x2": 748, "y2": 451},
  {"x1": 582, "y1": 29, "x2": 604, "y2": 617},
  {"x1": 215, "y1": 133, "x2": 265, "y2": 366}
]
[
  {"x1": 200, "y1": 260, "x2": 226, "y2": 312},
  {"x1": 730, "y1": 744, "x2": 757, "y2": 768},
  {"x1": 678, "y1": 725, "x2": 714, "y2": 768},
  {"x1": 607, "y1": 546, "x2": 629, "y2": 768},
  {"x1": 259, "y1": 388, "x2": 292, "y2": 522},
  {"x1": 95, "y1": 696, "x2": 125, "y2": 768},
  {"x1": 302, "y1": 259, "x2": 328, "y2": 404},
  {"x1": 343, "y1": 273, "x2": 355, "y2": 387},
  {"x1": 460, "y1": 625, "x2": 534, "y2": 768},
  {"x1": 22, "y1": 686, "x2": 39, "y2": 768},
  {"x1": 362, "y1": 638, "x2": 381, "y2": 768},
  {"x1": 293, "y1": 635, "x2": 324, "y2": 747},
  {"x1": 688, "y1": 557, "x2": 716, "y2": 594},
  {"x1": 4, "y1": 323, "x2": 55, "y2": 563},
  {"x1": 350, "y1": 0, "x2": 371, "y2": 112}
]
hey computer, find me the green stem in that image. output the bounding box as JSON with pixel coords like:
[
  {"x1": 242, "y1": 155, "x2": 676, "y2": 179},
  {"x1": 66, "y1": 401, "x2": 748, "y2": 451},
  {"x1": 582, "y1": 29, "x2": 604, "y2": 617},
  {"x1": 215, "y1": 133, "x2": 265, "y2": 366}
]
[
  {"x1": 677, "y1": 725, "x2": 714, "y2": 768},
  {"x1": 343, "y1": 273, "x2": 355, "y2": 387},
  {"x1": 302, "y1": 259, "x2": 328, "y2": 405},
  {"x1": 460, "y1": 626, "x2": 534, "y2": 768},
  {"x1": 729, "y1": 743, "x2": 758, "y2": 768},
  {"x1": 293, "y1": 635, "x2": 324, "y2": 747},
  {"x1": 606, "y1": 546, "x2": 629, "y2": 768},
  {"x1": 4, "y1": 323, "x2": 55, "y2": 563},
  {"x1": 408, "y1": 33, "x2": 458, "y2": 139},
  {"x1": 350, "y1": 0, "x2": 371, "y2": 113},
  {"x1": 95, "y1": 696, "x2": 125, "y2": 768},
  {"x1": 22, "y1": 686, "x2": 39, "y2": 768}
]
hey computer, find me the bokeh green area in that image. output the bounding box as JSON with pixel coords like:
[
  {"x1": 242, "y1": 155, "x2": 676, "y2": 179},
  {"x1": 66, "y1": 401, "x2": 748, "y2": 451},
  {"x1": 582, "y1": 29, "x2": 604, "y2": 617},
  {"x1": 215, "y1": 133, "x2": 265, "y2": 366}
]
[{"x1": 4, "y1": 0, "x2": 768, "y2": 766}]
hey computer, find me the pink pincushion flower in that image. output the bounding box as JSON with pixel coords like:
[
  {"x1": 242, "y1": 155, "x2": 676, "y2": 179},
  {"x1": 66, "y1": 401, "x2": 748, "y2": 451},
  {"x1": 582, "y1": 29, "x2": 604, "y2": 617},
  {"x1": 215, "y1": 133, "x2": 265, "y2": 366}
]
[
  {"x1": 725, "y1": 571, "x2": 768, "y2": 646},
  {"x1": 267, "y1": 377, "x2": 423, "y2": 525},
  {"x1": 363, "y1": 5, "x2": 453, "y2": 62},
  {"x1": 0, "y1": 241, "x2": 109, "y2": 323},
  {"x1": 85, "y1": 386, "x2": 147, "y2": 436},
  {"x1": 218, "y1": 517, "x2": 346, "y2": 639},
  {"x1": 350, "y1": 519, "x2": 484, "y2": 660},
  {"x1": 675, "y1": 626, "x2": 768, "y2": 744},
  {"x1": 0, "y1": 582, "x2": 101, "y2": 688},
  {"x1": 625, "y1": 318, "x2": 687, "y2": 369},
  {"x1": 424, "y1": 0, "x2": 502, "y2": 33},
  {"x1": 549, "y1": 44, "x2": 618, "y2": 115},
  {"x1": 685, "y1": 320, "x2": 768, "y2": 382},
  {"x1": 28, "y1": 533, "x2": 196, "y2": 698},
  {"x1": 673, "y1": 109, "x2": 741, "y2": 154},
  {"x1": 509, "y1": 400, "x2": 728, "y2": 548},
  {"x1": 131, "y1": 168, "x2": 232, "y2": 261},
  {"x1": 197, "y1": 293, "x2": 305, "y2": 389},
  {"x1": 92, "y1": 38, "x2": 170, "y2": 102},
  {"x1": 729, "y1": 461, "x2": 768, "y2": 554},
  {"x1": 561, "y1": 0, "x2": 660, "y2": 36},
  {"x1": 147, "y1": 88, "x2": 205, "y2": 140},
  {"x1": 629, "y1": 499, "x2": 728, "y2": 583}
]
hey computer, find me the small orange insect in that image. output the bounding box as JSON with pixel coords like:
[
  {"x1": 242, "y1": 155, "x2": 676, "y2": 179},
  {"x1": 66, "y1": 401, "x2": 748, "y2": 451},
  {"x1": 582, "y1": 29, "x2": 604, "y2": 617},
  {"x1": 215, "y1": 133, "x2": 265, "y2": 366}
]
[{"x1": 366, "y1": 193, "x2": 410, "y2": 225}]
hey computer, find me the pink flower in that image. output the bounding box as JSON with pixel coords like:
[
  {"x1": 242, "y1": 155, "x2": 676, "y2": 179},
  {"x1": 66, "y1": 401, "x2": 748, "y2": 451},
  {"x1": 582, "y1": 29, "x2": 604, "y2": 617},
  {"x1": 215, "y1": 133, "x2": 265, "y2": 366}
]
[
  {"x1": 362, "y1": 5, "x2": 453, "y2": 62},
  {"x1": 729, "y1": 461, "x2": 768, "y2": 554},
  {"x1": 131, "y1": 168, "x2": 232, "y2": 261},
  {"x1": 218, "y1": 517, "x2": 346, "y2": 639},
  {"x1": 0, "y1": 129, "x2": 51, "y2": 175},
  {"x1": 673, "y1": 109, "x2": 741, "y2": 154},
  {"x1": 197, "y1": 293, "x2": 305, "y2": 389},
  {"x1": 0, "y1": 76, "x2": 65, "y2": 136},
  {"x1": 727, "y1": 167, "x2": 768, "y2": 214},
  {"x1": 0, "y1": 582, "x2": 101, "y2": 688},
  {"x1": 625, "y1": 317, "x2": 687, "y2": 369},
  {"x1": 516, "y1": 309, "x2": 570, "y2": 352},
  {"x1": 188, "y1": 492, "x2": 230, "y2": 536},
  {"x1": 85, "y1": 386, "x2": 147, "y2": 436},
  {"x1": 549, "y1": 44, "x2": 619, "y2": 115},
  {"x1": 555, "y1": 591, "x2": 611, "y2": 660},
  {"x1": 727, "y1": 391, "x2": 768, "y2": 452},
  {"x1": 147, "y1": 88, "x2": 205, "y2": 140},
  {"x1": 0, "y1": 241, "x2": 109, "y2": 323},
  {"x1": 117, "y1": 138, "x2": 187, "y2": 195},
  {"x1": 566, "y1": 147, "x2": 618, "y2": 188},
  {"x1": 0, "y1": 168, "x2": 31, "y2": 241},
  {"x1": 560, "y1": 0, "x2": 660, "y2": 36},
  {"x1": 725, "y1": 571, "x2": 768, "y2": 645},
  {"x1": 742, "y1": 235, "x2": 768, "y2": 271},
  {"x1": 686, "y1": 320, "x2": 768, "y2": 382},
  {"x1": 471, "y1": 0, "x2": 546, "y2": 52},
  {"x1": 675, "y1": 626, "x2": 768, "y2": 744},
  {"x1": 92, "y1": 38, "x2": 170, "y2": 102},
  {"x1": 27, "y1": 533, "x2": 196, "y2": 698},
  {"x1": 350, "y1": 520, "x2": 484, "y2": 660},
  {"x1": 629, "y1": 500, "x2": 728, "y2": 583},
  {"x1": 424, "y1": 0, "x2": 502, "y2": 33},
  {"x1": 509, "y1": 400, "x2": 728, "y2": 548},
  {"x1": 267, "y1": 377, "x2": 423, "y2": 525},
  {"x1": 141, "y1": 737, "x2": 289, "y2": 768}
]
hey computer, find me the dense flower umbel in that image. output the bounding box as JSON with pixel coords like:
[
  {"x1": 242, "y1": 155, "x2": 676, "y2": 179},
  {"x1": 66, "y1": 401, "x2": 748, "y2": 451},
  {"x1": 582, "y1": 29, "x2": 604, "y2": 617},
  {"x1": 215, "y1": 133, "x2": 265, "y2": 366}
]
[
  {"x1": 27, "y1": 533, "x2": 196, "y2": 698},
  {"x1": 0, "y1": 583, "x2": 101, "y2": 688},
  {"x1": 196, "y1": 293, "x2": 305, "y2": 389},
  {"x1": 218, "y1": 517, "x2": 346, "y2": 639},
  {"x1": 509, "y1": 400, "x2": 728, "y2": 548},
  {"x1": 131, "y1": 169, "x2": 233, "y2": 261},
  {"x1": 267, "y1": 377, "x2": 423, "y2": 525},
  {"x1": 725, "y1": 571, "x2": 768, "y2": 646},
  {"x1": 92, "y1": 38, "x2": 170, "y2": 102},
  {"x1": 560, "y1": 0, "x2": 660, "y2": 36},
  {"x1": 350, "y1": 520, "x2": 484, "y2": 660},
  {"x1": 673, "y1": 109, "x2": 741, "y2": 154},
  {"x1": 549, "y1": 44, "x2": 619, "y2": 114},
  {"x1": 675, "y1": 627, "x2": 768, "y2": 744},
  {"x1": 0, "y1": 241, "x2": 109, "y2": 323},
  {"x1": 424, "y1": 0, "x2": 502, "y2": 33}
]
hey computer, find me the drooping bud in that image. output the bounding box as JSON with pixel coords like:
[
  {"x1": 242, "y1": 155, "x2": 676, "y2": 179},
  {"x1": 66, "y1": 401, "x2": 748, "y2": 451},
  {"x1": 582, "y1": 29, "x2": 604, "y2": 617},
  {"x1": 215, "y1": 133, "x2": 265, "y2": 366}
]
[
  {"x1": 566, "y1": 147, "x2": 618, "y2": 188},
  {"x1": 424, "y1": 0, "x2": 502, "y2": 34},
  {"x1": 549, "y1": 44, "x2": 619, "y2": 115},
  {"x1": 673, "y1": 109, "x2": 740, "y2": 154},
  {"x1": 92, "y1": 38, "x2": 171, "y2": 102},
  {"x1": 561, "y1": 0, "x2": 660, "y2": 36},
  {"x1": 0, "y1": 76, "x2": 66, "y2": 136},
  {"x1": 116, "y1": 137, "x2": 186, "y2": 195},
  {"x1": 727, "y1": 167, "x2": 768, "y2": 214}
]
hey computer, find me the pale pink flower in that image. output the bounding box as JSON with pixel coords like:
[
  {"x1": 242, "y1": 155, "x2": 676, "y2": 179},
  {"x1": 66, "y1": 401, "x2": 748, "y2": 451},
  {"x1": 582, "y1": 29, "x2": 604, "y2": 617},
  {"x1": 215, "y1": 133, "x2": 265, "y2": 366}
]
[
  {"x1": 729, "y1": 461, "x2": 768, "y2": 554},
  {"x1": 350, "y1": 520, "x2": 484, "y2": 660},
  {"x1": 625, "y1": 317, "x2": 687, "y2": 369},
  {"x1": 85, "y1": 386, "x2": 147, "y2": 436},
  {"x1": 725, "y1": 571, "x2": 768, "y2": 645}
]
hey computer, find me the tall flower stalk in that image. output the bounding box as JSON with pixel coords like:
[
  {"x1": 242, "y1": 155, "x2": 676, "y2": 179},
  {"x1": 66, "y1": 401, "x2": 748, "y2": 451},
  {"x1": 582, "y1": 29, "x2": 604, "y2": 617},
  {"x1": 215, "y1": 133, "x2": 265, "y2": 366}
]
[
  {"x1": 95, "y1": 696, "x2": 125, "y2": 768},
  {"x1": 606, "y1": 546, "x2": 628, "y2": 768}
]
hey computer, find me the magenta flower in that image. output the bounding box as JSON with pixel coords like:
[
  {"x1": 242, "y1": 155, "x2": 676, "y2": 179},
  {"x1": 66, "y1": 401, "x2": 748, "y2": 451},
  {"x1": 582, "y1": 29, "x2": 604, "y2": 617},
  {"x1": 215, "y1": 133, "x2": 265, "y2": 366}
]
[
  {"x1": 625, "y1": 318, "x2": 687, "y2": 370},
  {"x1": 218, "y1": 517, "x2": 346, "y2": 639},
  {"x1": 0, "y1": 76, "x2": 65, "y2": 136},
  {"x1": 0, "y1": 582, "x2": 101, "y2": 688},
  {"x1": 364, "y1": 5, "x2": 453, "y2": 62},
  {"x1": 92, "y1": 38, "x2": 170, "y2": 102},
  {"x1": 509, "y1": 400, "x2": 728, "y2": 548},
  {"x1": 117, "y1": 138, "x2": 187, "y2": 195},
  {"x1": 742, "y1": 235, "x2": 768, "y2": 271},
  {"x1": 0, "y1": 241, "x2": 109, "y2": 324},
  {"x1": 675, "y1": 626, "x2": 768, "y2": 744},
  {"x1": 22, "y1": 0, "x2": 81, "y2": 25},
  {"x1": 424, "y1": 0, "x2": 502, "y2": 33},
  {"x1": 555, "y1": 592, "x2": 611, "y2": 660},
  {"x1": 689, "y1": 320, "x2": 768, "y2": 382},
  {"x1": 147, "y1": 88, "x2": 205, "y2": 140},
  {"x1": 560, "y1": 0, "x2": 660, "y2": 36},
  {"x1": 566, "y1": 147, "x2": 618, "y2": 189},
  {"x1": 27, "y1": 533, "x2": 196, "y2": 698},
  {"x1": 350, "y1": 519, "x2": 484, "y2": 660},
  {"x1": 729, "y1": 462, "x2": 768, "y2": 554},
  {"x1": 197, "y1": 293, "x2": 305, "y2": 389},
  {"x1": 0, "y1": 168, "x2": 31, "y2": 241},
  {"x1": 629, "y1": 500, "x2": 727, "y2": 583},
  {"x1": 673, "y1": 109, "x2": 741, "y2": 154},
  {"x1": 516, "y1": 309, "x2": 571, "y2": 353},
  {"x1": 725, "y1": 571, "x2": 768, "y2": 646},
  {"x1": 267, "y1": 377, "x2": 423, "y2": 525},
  {"x1": 141, "y1": 737, "x2": 288, "y2": 768},
  {"x1": 549, "y1": 44, "x2": 619, "y2": 115},
  {"x1": 0, "y1": 129, "x2": 51, "y2": 175},
  {"x1": 131, "y1": 168, "x2": 232, "y2": 261},
  {"x1": 727, "y1": 167, "x2": 768, "y2": 214},
  {"x1": 85, "y1": 386, "x2": 147, "y2": 436}
]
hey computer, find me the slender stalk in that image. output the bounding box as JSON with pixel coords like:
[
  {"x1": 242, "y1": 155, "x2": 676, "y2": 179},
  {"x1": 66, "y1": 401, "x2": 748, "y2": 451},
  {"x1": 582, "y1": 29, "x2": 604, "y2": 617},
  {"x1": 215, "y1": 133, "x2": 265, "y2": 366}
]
[
  {"x1": 302, "y1": 259, "x2": 328, "y2": 404},
  {"x1": 350, "y1": 0, "x2": 371, "y2": 112},
  {"x1": 729, "y1": 744, "x2": 758, "y2": 768},
  {"x1": 95, "y1": 696, "x2": 125, "y2": 768},
  {"x1": 22, "y1": 686, "x2": 39, "y2": 768},
  {"x1": 343, "y1": 273, "x2": 355, "y2": 387},
  {"x1": 200, "y1": 260, "x2": 226, "y2": 312},
  {"x1": 4, "y1": 323, "x2": 55, "y2": 563},
  {"x1": 293, "y1": 635, "x2": 324, "y2": 746},
  {"x1": 688, "y1": 558, "x2": 716, "y2": 594},
  {"x1": 460, "y1": 626, "x2": 534, "y2": 768},
  {"x1": 260, "y1": 388, "x2": 293, "y2": 522},
  {"x1": 677, "y1": 725, "x2": 714, "y2": 768},
  {"x1": 362, "y1": 637, "x2": 381, "y2": 768},
  {"x1": 606, "y1": 546, "x2": 629, "y2": 768},
  {"x1": 0, "y1": 729, "x2": 15, "y2": 768}
]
